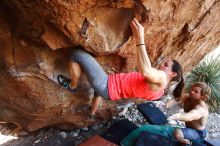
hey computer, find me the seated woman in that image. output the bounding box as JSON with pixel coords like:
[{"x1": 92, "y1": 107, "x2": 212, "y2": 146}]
[{"x1": 58, "y1": 18, "x2": 184, "y2": 115}]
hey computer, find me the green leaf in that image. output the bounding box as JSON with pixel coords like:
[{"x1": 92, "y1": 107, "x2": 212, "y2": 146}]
[{"x1": 185, "y1": 55, "x2": 220, "y2": 112}]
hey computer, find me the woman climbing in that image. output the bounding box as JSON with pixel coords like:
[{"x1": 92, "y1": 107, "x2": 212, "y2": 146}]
[{"x1": 58, "y1": 18, "x2": 184, "y2": 115}]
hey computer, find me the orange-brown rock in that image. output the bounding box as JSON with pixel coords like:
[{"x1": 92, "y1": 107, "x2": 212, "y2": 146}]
[{"x1": 0, "y1": 0, "x2": 219, "y2": 133}]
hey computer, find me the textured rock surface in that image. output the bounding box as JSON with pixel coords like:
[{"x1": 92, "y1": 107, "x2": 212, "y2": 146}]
[
  {"x1": 2, "y1": 100, "x2": 220, "y2": 146},
  {"x1": 0, "y1": 0, "x2": 219, "y2": 133}
]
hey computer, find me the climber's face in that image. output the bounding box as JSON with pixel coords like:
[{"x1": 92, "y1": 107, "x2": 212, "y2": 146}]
[{"x1": 159, "y1": 59, "x2": 173, "y2": 73}]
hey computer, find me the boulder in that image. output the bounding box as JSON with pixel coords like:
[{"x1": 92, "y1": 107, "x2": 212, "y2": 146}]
[{"x1": 0, "y1": 0, "x2": 219, "y2": 133}]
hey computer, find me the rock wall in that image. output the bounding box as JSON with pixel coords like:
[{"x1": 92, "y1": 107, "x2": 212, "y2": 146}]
[{"x1": 0, "y1": 0, "x2": 219, "y2": 133}]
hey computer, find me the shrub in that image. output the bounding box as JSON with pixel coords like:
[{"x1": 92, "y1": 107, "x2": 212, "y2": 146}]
[{"x1": 185, "y1": 55, "x2": 220, "y2": 112}]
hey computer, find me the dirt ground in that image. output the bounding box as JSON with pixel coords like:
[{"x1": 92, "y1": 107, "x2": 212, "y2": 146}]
[{"x1": 1, "y1": 100, "x2": 220, "y2": 146}]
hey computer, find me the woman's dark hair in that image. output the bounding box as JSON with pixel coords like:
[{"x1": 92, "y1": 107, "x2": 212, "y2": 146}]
[{"x1": 171, "y1": 59, "x2": 184, "y2": 99}]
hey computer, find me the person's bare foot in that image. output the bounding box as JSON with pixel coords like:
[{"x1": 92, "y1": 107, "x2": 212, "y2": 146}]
[
  {"x1": 90, "y1": 96, "x2": 102, "y2": 116},
  {"x1": 177, "y1": 137, "x2": 191, "y2": 145}
]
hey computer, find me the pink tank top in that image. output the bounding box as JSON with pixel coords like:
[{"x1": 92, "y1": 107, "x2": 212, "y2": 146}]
[{"x1": 108, "y1": 72, "x2": 164, "y2": 101}]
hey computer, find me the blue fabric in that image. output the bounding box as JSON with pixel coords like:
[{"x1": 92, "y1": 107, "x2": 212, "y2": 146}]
[
  {"x1": 204, "y1": 140, "x2": 220, "y2": 146},
  {"x1": 135, "y1": 131, "x2": 179, "y2": 146},
  {"x1": 101, "y1": 119, "x2": 138, "y2": 145},
  {"x1": 137, "y1": 102, "x2": 167, "y2": 125},
  {"x1": 120, "y1": 125, "x2": 177, "y2": 146},
  {"x1": 181, "y1": 128, "x2": 207, "y2": 141},
  {"x1": 70, "y1": 48, "x2": 110, "y2": 100},
  {"x1": 192, "y1": 142, "x2": 208, "y2": 146}
]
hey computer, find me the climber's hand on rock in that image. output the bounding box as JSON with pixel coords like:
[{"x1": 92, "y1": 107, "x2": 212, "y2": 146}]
[{"x1": 130, "y1": 18, "x2": 145, "y2": 44}]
